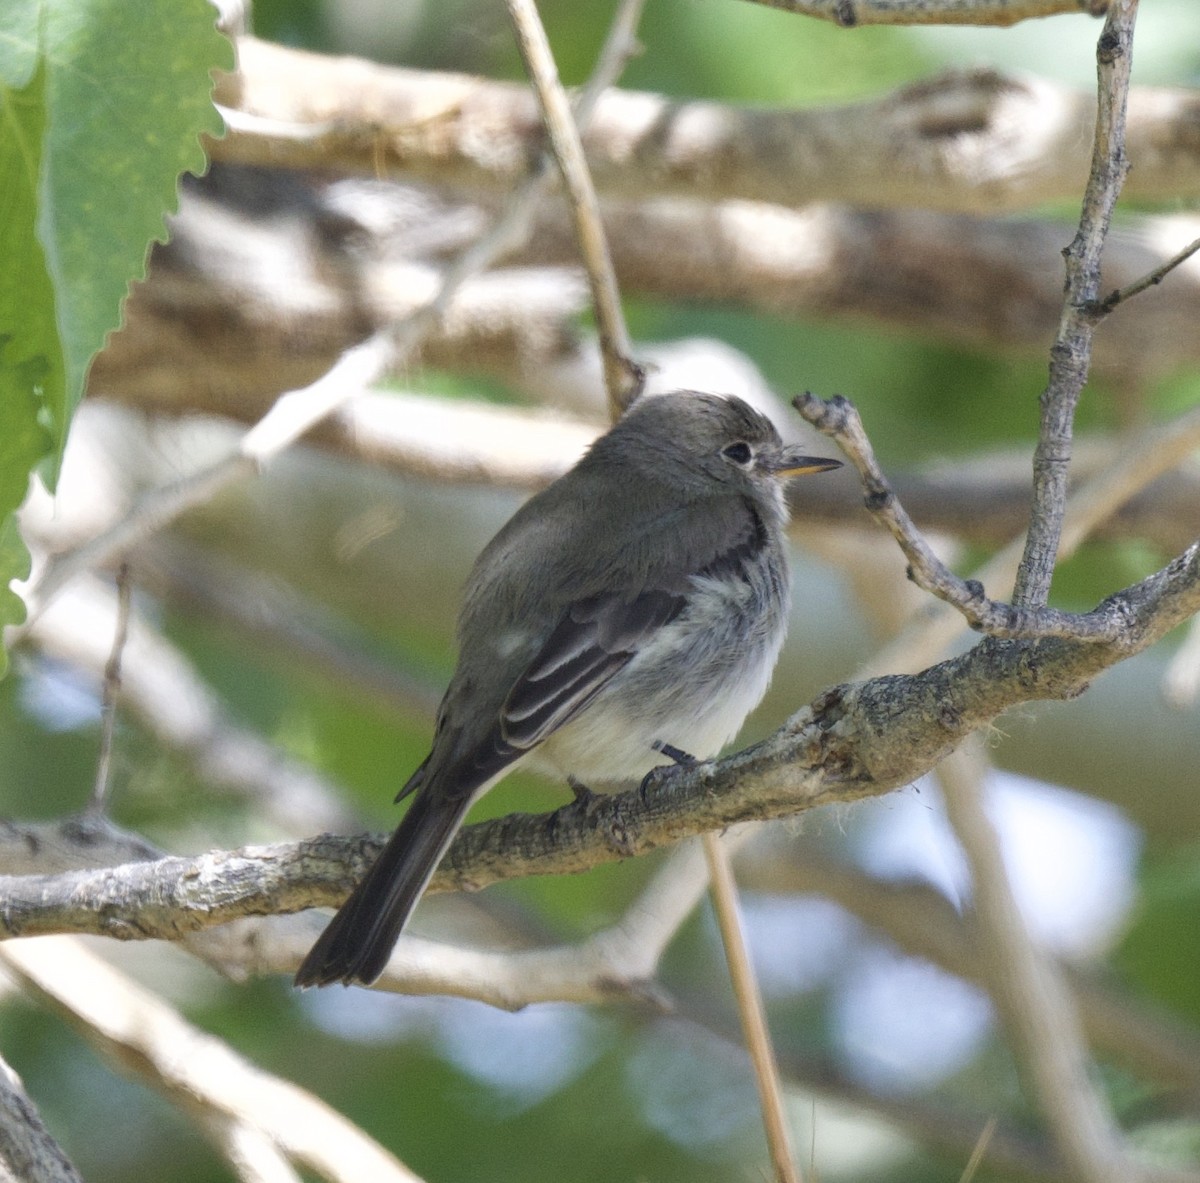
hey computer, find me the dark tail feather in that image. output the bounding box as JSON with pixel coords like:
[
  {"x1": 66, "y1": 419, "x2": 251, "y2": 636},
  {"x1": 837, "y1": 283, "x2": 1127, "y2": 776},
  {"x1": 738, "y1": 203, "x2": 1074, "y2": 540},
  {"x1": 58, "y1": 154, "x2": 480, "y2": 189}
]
[{"x1": 294, "y1": 789, "x2": 472, "y2": 988}]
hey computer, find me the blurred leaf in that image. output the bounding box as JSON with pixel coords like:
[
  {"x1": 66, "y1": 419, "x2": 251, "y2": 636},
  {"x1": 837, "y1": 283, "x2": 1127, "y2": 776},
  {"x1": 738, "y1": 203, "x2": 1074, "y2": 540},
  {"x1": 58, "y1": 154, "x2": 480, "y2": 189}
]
[{"x1": 1117, "y1": 847, "x2": 1200, "y2": 1023}]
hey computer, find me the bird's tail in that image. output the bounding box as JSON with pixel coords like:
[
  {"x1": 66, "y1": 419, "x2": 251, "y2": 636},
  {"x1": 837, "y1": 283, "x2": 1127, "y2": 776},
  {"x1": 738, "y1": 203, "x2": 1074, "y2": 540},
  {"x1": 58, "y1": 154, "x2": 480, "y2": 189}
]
[{"x1": 294, "y1": 788, "x2": 472, "y2": 988}]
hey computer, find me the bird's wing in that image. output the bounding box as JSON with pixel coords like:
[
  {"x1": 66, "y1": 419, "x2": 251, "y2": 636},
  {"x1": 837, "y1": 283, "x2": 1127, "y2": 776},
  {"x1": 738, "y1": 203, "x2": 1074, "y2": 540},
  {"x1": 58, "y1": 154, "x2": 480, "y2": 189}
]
[
  {"x1": 397, "y1": 584, "x2": 688, "y2": 804},
  {"x1": 498, "y1": 494, "x2": 770, "y2": 751},
  {"x1": 499, "y1": 586, "x2": 686, "y2": 749},
  {"x1": 412, "y1": 494, "x2": 768, "y2": 796}
]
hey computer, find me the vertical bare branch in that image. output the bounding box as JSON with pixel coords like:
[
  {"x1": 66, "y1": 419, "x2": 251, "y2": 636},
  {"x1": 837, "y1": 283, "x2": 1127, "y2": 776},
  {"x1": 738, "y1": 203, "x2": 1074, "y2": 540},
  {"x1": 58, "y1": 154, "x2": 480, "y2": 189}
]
[
  {"x1": 503, "y1": 5, "x2": 799, "y2": 1174},
  {"x1": 1013, "y1": 0, "x2": 1137, "y2": 609},
  {"x1": 505, "y1": 0, "x2": 643, "y2": 417},
  {"x1": 940, "y1": 10, "x2": 1141, "y2": 1179},
  {"x1": 89, "y1": 561, "x2": 132, "y2": 814},
  {"x1": 703, "y1": 832, "x2": 802, "y2": 1183}
]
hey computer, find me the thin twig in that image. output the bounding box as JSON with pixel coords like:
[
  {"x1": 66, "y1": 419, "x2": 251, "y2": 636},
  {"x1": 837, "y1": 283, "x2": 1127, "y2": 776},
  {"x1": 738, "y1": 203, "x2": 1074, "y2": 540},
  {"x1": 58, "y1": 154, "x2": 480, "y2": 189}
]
[
  {"x1": 702, "y1": 832, "x2": 801, "y2": 1183},
  {"x1": 30, "y1": 573, "x2": 359, "y2": 835},
  {"x1": 1093, "y1": 233, "x2": 1200, "y2": 314},
  {"x1": 860, "y1": 398, "x2": 1200, "y2": 678},
  {"x1": 795, "y1": 391, "x2": 1122, "y2": 641},
  {"x1": 1012, "y1": 0, "x2": 1136, "y2": 611},
  {"x1": 26, "y1": 333, "x2": 393, "y2": 624},
  {"x1": 505, "y1": 0, "x2": 642, "y2": 418},
  {"x1": 89, "y1": 562, "x2": 132, "y2": 814},
  {"x1": 501, "y1": 10, "x2": 795, "y2": 1174},
  {"x1": 735, "y1": 0, "x2": 1108, "y2": 25},
  {"x1": 957, "y1": 1116, "x2": 998, "y2": 1183}
]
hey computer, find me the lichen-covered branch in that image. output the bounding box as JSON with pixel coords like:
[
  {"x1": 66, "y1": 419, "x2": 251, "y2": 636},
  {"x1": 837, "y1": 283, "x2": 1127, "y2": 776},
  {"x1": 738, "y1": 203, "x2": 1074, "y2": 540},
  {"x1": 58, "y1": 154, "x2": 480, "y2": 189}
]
[{"x1": 2, "y1": 538, "x2": 1196, "y2": 943}]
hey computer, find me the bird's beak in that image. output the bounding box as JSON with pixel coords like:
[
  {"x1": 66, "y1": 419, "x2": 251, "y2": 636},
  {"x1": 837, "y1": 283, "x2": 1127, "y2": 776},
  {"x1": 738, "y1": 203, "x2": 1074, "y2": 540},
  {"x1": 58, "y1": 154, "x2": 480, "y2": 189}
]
[{"x1": 760, "y1": 446, "x2": 842, "y2": 480}]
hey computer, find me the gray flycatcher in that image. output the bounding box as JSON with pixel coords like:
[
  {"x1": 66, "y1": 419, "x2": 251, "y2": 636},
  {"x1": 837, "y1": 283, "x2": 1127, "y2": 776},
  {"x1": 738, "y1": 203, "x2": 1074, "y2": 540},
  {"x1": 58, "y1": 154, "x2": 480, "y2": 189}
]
[{"x1": 295, "y1": 391, "x2": 841, "y2": 987}]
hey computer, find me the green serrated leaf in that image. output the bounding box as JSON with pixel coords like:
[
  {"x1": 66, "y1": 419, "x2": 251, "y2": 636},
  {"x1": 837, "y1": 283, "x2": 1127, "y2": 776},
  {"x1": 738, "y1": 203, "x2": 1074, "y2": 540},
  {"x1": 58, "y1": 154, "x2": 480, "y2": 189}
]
[
  {"x1": 39, "y1": 0, "x2": 232, "y2": 474},
  {"x1": 0, "y1": 55, "x2": 58, "y2": 655},
  {"x1": 0, "y1": 0, "x2": 232, "y2": 676}
]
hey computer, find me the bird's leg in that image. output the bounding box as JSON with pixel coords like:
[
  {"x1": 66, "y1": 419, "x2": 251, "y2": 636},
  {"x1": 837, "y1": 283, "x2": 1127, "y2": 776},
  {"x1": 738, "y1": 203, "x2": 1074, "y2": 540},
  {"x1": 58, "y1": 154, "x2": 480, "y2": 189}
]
[{"x1": 651, "y1": 740, "x2": 697, "y2": 767}]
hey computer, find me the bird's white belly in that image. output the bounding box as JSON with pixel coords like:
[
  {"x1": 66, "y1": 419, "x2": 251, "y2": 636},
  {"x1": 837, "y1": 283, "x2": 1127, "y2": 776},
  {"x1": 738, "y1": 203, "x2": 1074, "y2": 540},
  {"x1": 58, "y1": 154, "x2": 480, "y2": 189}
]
[{"x1": 536, "y1": 565, "x2": 789, "y2": 785}]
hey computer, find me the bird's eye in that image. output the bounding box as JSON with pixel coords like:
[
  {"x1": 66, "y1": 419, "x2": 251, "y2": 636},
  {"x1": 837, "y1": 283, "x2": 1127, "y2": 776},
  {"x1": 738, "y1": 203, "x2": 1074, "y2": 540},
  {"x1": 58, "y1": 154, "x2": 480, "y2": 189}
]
[{"x1": 722, "y1": 441, "x2": 753, "y2": 465}]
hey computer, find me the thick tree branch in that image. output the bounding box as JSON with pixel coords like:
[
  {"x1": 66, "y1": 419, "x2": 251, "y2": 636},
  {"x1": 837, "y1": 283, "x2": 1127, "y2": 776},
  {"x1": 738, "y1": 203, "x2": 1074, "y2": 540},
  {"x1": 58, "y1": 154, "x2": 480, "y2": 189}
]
[
  {"x1": 0, "y1": 1055, "x2": 82, "y2": 1183},
  {"x1": 94, "y1": 174, "x2": 1200, "y2": 424},
  {"x1": 7, "y1": 817, "x2": 1200, "y2": 1108},
  {"x1": 2, "y1": 539, "x2": 1196, "y2": 942},
  {"x1": 214, "y1": 41, "x2": 1199, "y2": 214}
]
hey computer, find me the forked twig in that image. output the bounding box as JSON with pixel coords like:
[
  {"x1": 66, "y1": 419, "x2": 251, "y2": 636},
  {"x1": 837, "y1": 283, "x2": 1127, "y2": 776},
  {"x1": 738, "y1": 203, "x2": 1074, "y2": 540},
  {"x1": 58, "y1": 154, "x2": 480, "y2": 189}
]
[
  {"x1": 1092, "y1": 233, "x2": 1200, "y2": 314},
  {"x1": 794, "y1": 392, "x2": 1121, "y2": 640}
]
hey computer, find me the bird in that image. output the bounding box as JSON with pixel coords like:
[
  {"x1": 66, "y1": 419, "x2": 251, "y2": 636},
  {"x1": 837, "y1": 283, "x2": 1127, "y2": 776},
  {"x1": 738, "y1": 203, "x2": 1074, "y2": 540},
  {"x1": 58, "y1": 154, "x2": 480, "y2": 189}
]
[{"x1": 294, "y1": 391, "x2": 841, "y2": 987}]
